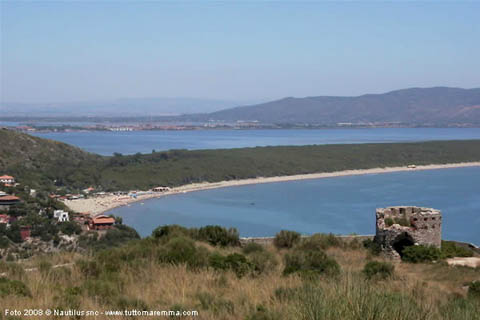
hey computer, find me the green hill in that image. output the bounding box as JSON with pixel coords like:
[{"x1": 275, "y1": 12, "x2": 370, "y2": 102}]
[
  {"x1": 1, "y1": 128, "x2": 480, "y2": 192},
  {"x1": 0, "y1": 128, "x2": 102, "y2": 191}
]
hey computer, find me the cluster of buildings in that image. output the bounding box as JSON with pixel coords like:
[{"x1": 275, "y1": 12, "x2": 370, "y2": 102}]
[
  {"x1": 0, "y1": 175, "x2": 20, "y2": 212},
  {"x1": 1, "y1": 174, "x2": 174, "y2": 244},
  {"x1": 48, "y1": 210, "x2": 116, "y2": 231},
  {"x1": 0, "y1": 174, "x2": 116, "y2": 242},
  {"x1": 71, "y1": 212, "x2": 115, "y2": 231},
  {"x1": 0, "y1": 175, "x2": 25, "y2": 239}
]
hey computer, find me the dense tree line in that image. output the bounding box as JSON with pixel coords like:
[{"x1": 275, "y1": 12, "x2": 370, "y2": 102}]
[{"x1": 2, "y1": 130, "x2": 480, "y2": 192}]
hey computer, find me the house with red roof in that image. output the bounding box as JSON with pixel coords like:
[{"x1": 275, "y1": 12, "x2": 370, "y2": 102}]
[
  {"x1": 0, "y1": 195, "x2": 20, "y2": 211},
  {"x1": 0, "y1": 195, "x2": 20, "y2": 204},
  {"x1": 0, "y1": 175, "x2": 15, "y2": 185},
  {"x1": 88, "y1": 215, "x2": 115, "y2": 230}
]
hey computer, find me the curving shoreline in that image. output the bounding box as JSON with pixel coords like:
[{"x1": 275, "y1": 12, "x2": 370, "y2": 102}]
[{"x1": 64, "y1": 161, "x2": 480, "y2": 216}]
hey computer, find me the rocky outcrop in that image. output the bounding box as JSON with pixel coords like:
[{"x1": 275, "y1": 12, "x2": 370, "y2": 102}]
[{"x1": 0, "y1": 234, "x2": 82, "y2": 261}]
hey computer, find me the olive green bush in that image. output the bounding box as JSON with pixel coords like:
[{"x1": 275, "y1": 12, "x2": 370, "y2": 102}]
[
  {"x1": 274, "y1": 230, "x2": 301, "y2": 249},
  {"x1": 362, "y1": 261, "x2": 394, "y2": 280}
]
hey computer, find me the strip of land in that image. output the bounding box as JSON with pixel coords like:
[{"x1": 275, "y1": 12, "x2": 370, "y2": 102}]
[{"x1": 64, "y1": 161, "x2": 480, "y2": 215}]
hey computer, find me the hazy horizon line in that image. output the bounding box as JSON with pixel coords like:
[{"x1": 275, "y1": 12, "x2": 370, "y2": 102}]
[{"x1": 2, "y1": 85, "x2": 478, "y2": 106}]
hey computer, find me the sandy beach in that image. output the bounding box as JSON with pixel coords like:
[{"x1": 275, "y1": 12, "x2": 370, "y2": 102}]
[{"x1": 64, "y1": 161, "x2": 480, "y2": 215}]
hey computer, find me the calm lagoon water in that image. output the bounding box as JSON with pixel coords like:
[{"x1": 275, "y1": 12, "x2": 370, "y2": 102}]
[
  {"x1": 33, "y1": 128, "x2": 480, "y2": 155},
  {"x1": 111, "y1": 167, "x2": 480, "y2": 245}
]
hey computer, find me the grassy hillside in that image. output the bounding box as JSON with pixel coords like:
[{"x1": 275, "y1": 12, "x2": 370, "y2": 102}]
[
  {"x1": 2, "y1": 129, "x2": 480, "y2": 192},
  {"x1": 1, "y1": 228, "x2": 479, "y2": 320}
]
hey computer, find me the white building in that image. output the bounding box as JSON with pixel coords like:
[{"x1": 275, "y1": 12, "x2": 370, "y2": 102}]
[
  {"x1": 54, "y1": 210, "x2": 69, "y2": 222},
  {"x1": 58, "y1": 212, "x2": 69, "y2": 222}
]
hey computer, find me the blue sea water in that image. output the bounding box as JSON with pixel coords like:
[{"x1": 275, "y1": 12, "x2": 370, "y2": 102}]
[
  {"x1": 111, "y1": 167, "x2": 480, "y2": 245},
  {"x1": 33, "y1": 127, "x2": 480, "y2": 155}
]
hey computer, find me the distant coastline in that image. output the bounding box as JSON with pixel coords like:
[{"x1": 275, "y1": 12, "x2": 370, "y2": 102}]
[{"x1": 64, "y1": 161, "x2": 480, "y2": 216}]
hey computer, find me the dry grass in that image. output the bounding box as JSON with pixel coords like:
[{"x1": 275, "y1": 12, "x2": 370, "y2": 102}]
[{"x1": 1, "y1": 242, "x2": 479, "y2": 320}]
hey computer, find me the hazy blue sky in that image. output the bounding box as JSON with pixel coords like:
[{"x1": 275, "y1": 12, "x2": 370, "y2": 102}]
[{"x1": 1, "y1": 1, "x2": 479, "y2": 103}]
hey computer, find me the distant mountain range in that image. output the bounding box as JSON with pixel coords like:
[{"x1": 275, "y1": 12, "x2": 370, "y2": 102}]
[
  {"x1": 195, "y1": 87, "x2": 480, "y2": 125},
  {"x1": 2, "y1": 87, "x2": 480, "y2": 126},
  {"x1": 0, "y1": 97, "x2": 260, "y2": 117}
]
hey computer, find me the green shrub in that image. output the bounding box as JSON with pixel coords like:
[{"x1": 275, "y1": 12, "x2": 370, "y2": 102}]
[
  {"x1": 283, "y1": 250, "x2": 340, "y2": 277},
  {"x1": 0, "y1": 277, "x2": 31, "y2": 297},
  {"x1": 347, "y1": 238, "x2": 363, "y2": 250},
  {"x1": 393, "y1": 217, "x2": 410, "y2": 227},
  {"x1": 0, "y1": 235, "x2": 10, "y2": 248},
  {"x1": 362, "y1": 261, "x2": 394, "y2": 280},
  {"x1": 249, "y1": 250, "x2": 278, "y2": 275},
  {"x1": 6, "y1": 223, "x2": 22, "y2": 243},
  {"x1": 242, "y1": 242, "x2": 264, "y2": 255},
  {"x1": 401, "y1": 245, "x2": 442, "y2": 263},
  {"x1": 95, "y1": 250, "x2": 124, "y2": 274},
  {"x1": 169, "y1": 304, "x2": 189, "y2": 318},
  {"x1": 274, "y1": 230, "x2": 301, "y2": 249},
  {"x1": 54, "y1": 286, "x2": 82, "y2": 309},
  {"x1": 196, "y1": 225, "x2": 240, "y2": 246},
  {"x1": 152, "y1": 225, "x2": 240, "y2": 247},
  {"x1": 79, "y1": 225, "x2": 140, "y2": 250},
  {"x1": 468, "y1": 281, "x2": 480, "y2": 300},
  {"x1": 363, "y1": 239, "x2": 381, "y2": 256},
  {"x1": 441, "y1": 241, "x2": 474, "y2": 259},
  {"x1": 241, "y1": 240, "x2": 276, "y2": 276},
  {"x1": 152, "y1": 225, "x2": 190, "y2": 240},
  {"x1": 297, "y1": 233, "x2": 341, "y2": 251},
  {"x1": 385, "y1": 217, "x2": 394, "y2": 227},
  {"x1": 98, "y1": 238, "x2": 157, "y2": 268},
  {"x1": 58, "y1": 221, "x2": 82, "y2": 235},
  {"x1": 209, "y1": 252, "x2": 253, "y2": 278},
  {"x1": 158, "y1": 237, "x2": 210, "y2": 269},
  {"x1": 82, "y1": 279, "x2": 119, "y2": 304}
]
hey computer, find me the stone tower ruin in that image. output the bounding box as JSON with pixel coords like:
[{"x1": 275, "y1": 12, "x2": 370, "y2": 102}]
[{"x1": 374, "y1": 206, "x2": 442, "y2": 259}]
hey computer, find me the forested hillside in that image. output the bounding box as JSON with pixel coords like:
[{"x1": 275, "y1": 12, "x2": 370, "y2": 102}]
[{"x1": 2, "y1": 129, "x2": 480, "y2": 192}]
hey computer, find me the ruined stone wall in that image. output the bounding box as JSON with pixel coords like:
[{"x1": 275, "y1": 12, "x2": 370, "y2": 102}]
[{"x1": 375, "y1": 206, "x2": 442, "y2": 259}]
